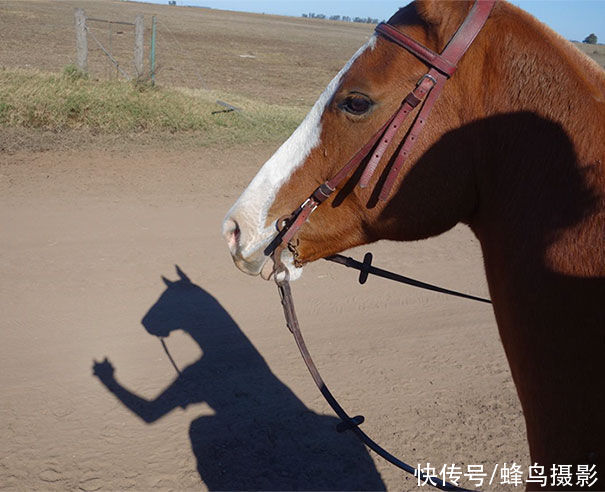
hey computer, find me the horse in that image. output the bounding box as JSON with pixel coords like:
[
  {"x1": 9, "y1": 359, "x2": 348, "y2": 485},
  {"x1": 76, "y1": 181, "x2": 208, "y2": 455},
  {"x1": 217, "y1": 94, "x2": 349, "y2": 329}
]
[
  {"x1": 93, "y1": 267, "x2": 383, "y2": 490},
  {"x1": 223, "y1": 0, "x2": 605, "y2": 487}
]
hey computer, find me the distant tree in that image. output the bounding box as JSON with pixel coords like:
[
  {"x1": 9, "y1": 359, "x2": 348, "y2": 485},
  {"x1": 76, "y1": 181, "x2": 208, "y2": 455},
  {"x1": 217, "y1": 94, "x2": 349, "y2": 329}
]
[
  {"x1": 303, "y1": 12, "x2": 376, "y2": 24},
  {"x1": 583, "y1": 33, "x2": 598, "y2": 44}
]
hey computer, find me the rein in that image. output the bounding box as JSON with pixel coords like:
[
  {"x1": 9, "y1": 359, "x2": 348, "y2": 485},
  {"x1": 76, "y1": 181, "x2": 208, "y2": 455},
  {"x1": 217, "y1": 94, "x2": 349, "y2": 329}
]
[
  {"x1": 266, "y1": 1, "x2": 497, "y2": 490},
  {"x1": 160, "y1": 337, "x2": 182, "y2": 376},
  {"x1": 274, "y1": 262, "x2": 476, "y2": 492},
  {"x1": 326, "y1": 253, "x2": 491, "y2": 304}
]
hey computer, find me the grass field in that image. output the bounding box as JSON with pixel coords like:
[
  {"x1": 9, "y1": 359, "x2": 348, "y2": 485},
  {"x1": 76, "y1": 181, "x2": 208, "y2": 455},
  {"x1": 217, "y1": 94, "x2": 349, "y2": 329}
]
[
  {"x1": 0, "y1": 0, "x2": 374, "y2": 105},
  {"x1": 0, "y1": 0, "x2": 374, "y2": 150},
  {"x1": 0, "y1": 68, "x2": 306, "y2": 143},
  {"x1": 574, "y1": 42, "x2": 605, "y2": 69}
]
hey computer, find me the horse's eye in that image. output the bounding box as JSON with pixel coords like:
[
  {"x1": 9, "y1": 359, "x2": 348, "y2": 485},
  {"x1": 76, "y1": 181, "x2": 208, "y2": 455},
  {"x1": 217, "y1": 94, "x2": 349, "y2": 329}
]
[{"x1": 339, "y1": 94, "x2": 373, "y2": 116}]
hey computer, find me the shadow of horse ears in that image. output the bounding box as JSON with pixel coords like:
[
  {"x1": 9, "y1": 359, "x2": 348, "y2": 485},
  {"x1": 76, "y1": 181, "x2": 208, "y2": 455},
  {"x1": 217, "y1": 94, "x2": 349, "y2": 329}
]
[
  {"x1": 175, "y1": 265, "x2": 191, "y2": 283},
  {"x1": 162, "y1": 275, "x2": 174, "y2": 287}
]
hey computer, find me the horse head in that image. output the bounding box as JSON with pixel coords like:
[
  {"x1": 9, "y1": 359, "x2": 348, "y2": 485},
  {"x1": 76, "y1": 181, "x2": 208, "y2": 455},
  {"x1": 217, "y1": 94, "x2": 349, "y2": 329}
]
[
  {"x1": 223, "y1": 0, "x2": 495, "y2": 279},
  {"x1": 142, "y1": 265, "x2": 196, "y2": 338}
]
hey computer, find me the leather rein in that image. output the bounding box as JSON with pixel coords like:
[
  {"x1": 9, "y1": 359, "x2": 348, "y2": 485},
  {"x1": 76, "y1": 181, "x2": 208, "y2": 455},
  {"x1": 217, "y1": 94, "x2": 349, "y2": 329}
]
[{"x1": 266, "y1": 2, "x2": 497, "y2": 490}]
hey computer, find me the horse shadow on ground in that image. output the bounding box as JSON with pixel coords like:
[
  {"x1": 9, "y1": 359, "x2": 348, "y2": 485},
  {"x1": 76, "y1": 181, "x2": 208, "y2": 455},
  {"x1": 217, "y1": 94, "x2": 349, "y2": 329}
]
[{"x1": 93, "y1": 266, "x2": 385, "y2": 491}]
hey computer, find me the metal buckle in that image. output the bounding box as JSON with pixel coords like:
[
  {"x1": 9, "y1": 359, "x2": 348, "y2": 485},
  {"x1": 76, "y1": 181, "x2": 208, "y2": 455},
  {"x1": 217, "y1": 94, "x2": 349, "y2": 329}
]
[
  {"x1": 300, "y1": 197, "x2": 318, "y2": 214},
  {"x1": 275, "y1": 214, "x2": 292, "y2": 232},
  {"x1": 416, "y1": 73, "x2": 437, "y2": 87}
]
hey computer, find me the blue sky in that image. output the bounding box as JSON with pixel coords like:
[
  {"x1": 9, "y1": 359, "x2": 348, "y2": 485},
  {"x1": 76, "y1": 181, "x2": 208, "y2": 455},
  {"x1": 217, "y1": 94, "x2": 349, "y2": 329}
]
[{"x1": 133, "y1": 0, "x2": 605, "y2": 42}]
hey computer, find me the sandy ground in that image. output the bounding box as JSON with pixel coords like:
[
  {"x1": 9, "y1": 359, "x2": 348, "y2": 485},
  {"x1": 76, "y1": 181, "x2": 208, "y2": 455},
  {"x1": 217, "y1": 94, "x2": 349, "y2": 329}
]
[{"x1": 0, "y1": 144, "x2": 529, "y2": 491}]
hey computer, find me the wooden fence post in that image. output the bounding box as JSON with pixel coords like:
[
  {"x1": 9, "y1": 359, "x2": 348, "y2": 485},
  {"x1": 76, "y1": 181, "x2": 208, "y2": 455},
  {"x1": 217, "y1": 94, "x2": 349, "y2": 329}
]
[
  {"x1": 150, "y1": 15, "x2": 157, "y2": 85},
  {"x1": 134, "y1": 15, "x2": 144, "y2": 78},
  {"x1": 75, "y1": 8, "x2": 88, "y2": 73}
]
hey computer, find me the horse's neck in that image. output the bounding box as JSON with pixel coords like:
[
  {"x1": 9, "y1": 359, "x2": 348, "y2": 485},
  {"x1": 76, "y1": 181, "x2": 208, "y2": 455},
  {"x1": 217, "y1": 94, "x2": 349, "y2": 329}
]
[
  {"x1": 469, "y1": 17, "x2": 605, "y2": 463},
  {"x1": 473, "y1": 12, "x2": 605, "y2": 269},
  {"x1": 487, "y1": 11, "x2": 604, "y2": 140},
  {"x1": 469, "y1": 13, "x2": 604, "y2": 323}
]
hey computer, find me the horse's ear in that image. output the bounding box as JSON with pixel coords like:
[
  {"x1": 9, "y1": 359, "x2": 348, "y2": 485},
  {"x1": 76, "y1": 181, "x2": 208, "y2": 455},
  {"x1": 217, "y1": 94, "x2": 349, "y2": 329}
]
[
  {"x1": 415, "y1": 0, "x2": 471, "y2": 26},
  {"x1": 162, "y1": 275, "x2": 174, "y2": 287},
  {"x1": 175, "y1": 265, "x2": 191, "y2": 283},
  {"x1": 415, "y1": 0, "x2": 442, "y2": 25}
]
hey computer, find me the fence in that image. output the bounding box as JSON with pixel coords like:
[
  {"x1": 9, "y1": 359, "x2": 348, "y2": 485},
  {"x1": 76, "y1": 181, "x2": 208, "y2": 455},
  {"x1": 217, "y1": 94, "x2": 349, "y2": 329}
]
[
  {"x1": 73, "y1": 7, "x2": 208, "y2": 88},
  {"x1": 74, "y1": 8, "x2": 155, "y2": 82}
]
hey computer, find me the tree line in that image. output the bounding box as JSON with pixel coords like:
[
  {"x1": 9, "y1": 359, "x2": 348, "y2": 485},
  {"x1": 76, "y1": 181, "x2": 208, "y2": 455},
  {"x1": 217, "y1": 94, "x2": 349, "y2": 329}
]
[{"x1": 302, "y1": 13, "x2": 380, "y2": 24}]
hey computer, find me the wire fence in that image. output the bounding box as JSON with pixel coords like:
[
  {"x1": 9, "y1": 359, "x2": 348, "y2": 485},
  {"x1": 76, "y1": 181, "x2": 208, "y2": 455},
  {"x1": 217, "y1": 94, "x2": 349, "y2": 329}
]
[
  {"x1": 156, "y1": 18, "x2": 205, "y2": 88},
  {"x1": 76, "y1": 10, "x2": 206, "y2": 88},
  {"x1": 76, "y1": 12, "x2": 138, "y2": 81},
  {"x1": 85, "y1": 21, "x2": 132, "y2": 80}
]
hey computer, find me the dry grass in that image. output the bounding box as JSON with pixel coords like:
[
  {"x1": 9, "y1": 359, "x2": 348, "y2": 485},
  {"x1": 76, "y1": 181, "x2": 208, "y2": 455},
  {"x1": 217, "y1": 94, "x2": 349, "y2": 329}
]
[
  {"x1": 574, "y1": 42, "x2": 605, "y2": 69},
  {"x1": 0, "y1": 0, "x2": 373, "y2": 151},
  {"x1": 0, "y1": 67, "x2": 307, "y2": 151}
]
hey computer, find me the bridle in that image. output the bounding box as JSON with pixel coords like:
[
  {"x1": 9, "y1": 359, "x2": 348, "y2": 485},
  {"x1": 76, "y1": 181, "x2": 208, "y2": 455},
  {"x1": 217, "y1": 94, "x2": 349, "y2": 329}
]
[
  {"x1": 264, "y1": 1, "x2": 497, "y2": 490},
  {"x1": 264, "y1": 0, "x2": 496, "y2": 260}
]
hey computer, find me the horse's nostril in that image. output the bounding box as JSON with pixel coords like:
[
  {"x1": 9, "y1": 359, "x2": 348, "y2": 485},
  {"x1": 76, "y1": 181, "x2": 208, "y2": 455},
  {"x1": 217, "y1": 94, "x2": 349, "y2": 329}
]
[{"x1": 222, "y1": 217, "x2": 241, "y2": 251}]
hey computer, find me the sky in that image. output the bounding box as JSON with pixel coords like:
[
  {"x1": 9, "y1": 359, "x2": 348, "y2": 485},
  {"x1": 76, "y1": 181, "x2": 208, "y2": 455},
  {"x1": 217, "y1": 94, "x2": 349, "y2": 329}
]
[{"x1": 131, "y1": 0, "x2": 605, "y2": 42}]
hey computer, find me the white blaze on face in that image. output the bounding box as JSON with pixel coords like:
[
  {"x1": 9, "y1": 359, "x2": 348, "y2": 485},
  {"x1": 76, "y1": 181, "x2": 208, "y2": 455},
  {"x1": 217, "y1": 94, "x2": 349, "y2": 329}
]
[{"x1": 223, "y1": 35, "x2": 377, "y2": 279}]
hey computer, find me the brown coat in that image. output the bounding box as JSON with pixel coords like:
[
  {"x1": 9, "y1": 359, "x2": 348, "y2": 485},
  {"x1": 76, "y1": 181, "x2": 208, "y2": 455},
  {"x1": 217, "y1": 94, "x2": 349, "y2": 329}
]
[{"x1": 269, "y1": 1, "x2": 605, "y2": 483}]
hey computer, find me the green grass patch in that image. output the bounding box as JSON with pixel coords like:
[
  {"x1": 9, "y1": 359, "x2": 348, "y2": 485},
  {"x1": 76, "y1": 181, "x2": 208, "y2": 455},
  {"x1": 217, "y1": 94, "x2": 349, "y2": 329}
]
[
  {"x1": 62, "y1": 63, "x2": 89, "y2": 81},
  {"x1": 0, "y1": 68, "x2": 307, "y2": 145}
]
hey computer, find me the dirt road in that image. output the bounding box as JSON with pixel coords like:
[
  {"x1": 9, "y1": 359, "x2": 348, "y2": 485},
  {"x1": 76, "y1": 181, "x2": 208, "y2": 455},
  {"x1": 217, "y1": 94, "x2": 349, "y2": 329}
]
[{"x1": 0, "y1": 145, "x2": 528, "y2": 490}]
